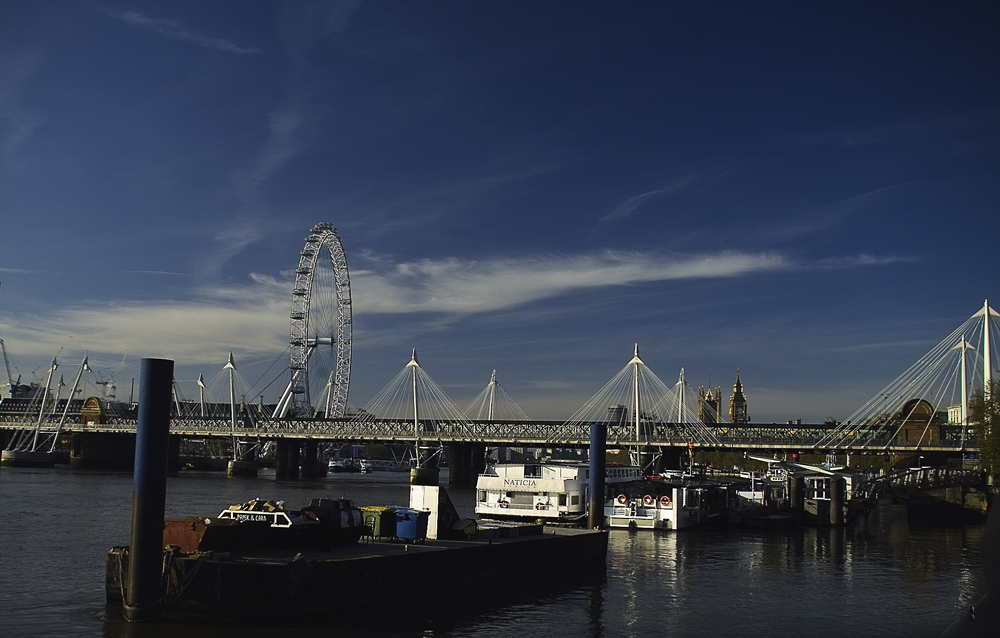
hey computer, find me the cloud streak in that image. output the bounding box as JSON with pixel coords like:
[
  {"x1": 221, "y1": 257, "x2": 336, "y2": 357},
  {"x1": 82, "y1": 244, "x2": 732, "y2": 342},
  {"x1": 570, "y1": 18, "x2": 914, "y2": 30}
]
[
  {"x1": 600, "y1": 174, "x2": 699, "y2": 223},
  {"x1": 813, "y1": 254, "x2": 917, "y2": 269},
  {"x1": 3, "y1": 248, "x2": 907, "y2": 366},
  {"x1": 353, "y1": 250, "x2": 787, "y2": 314},
  {"x1": 753, "y1": 183, "x2": 913, "y2": 244},
  {"x1": 98, "y1": 8, "x2": 261, "y2": 55}
]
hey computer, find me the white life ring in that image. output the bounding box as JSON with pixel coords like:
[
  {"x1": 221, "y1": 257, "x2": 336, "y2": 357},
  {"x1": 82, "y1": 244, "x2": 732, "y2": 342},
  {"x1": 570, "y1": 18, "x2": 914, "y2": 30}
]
[
  {"x1": 499, "y1": 500, "x2": 509, "y2": 509},
  {"x1": 642, "y1": 495, "x2": 654, "y2": 506},
  {"x1": 659, "y1": 495, "x2": 671, "y2": 507},
  {"x1": 535, "y1": 502, "x2": 546, "y2": 510},
  {"x1": 616, "y1": 494, "x2": 627, "y2": 505}
]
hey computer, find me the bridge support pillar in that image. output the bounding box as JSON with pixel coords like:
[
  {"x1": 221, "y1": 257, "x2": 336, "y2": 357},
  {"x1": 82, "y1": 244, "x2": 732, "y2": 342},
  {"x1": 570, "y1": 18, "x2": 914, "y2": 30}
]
[
  {"x1": 446, "y1": 443, "x2": 471, "y2": 485},
  {"x1": 830, "y1": 476, "x2": 845, "y2": 526},
  {"x1": 445, "y1": 443, "x2": 486, "y2": 486},
  {"x1": 791, "y1": 475, "x2": 805, "y2": 525},
  {"x1": 69, "y1": 432, "x2": 136, "y2": 470},
  {"x1": 302, "y1": 439, "x2": 325, "y2": 478},
  {"x1": 167, "y1": 435, "x2": 180, "y2": 473},
  {"x1": 275, "y1": 439, "x2": 289, "y2": 478},
  {"x1": 410, "y1": 466, "x2": 440, "y2": 485},
  {"x1": 286, "y1": 440, "x2": 301, "y2": 479},
  {"x1": 472, "y1": 444, "x2": 486, "y2": 481},
  {"x1": 446, "y1": 444, "x2": 462, "y2": 485}
]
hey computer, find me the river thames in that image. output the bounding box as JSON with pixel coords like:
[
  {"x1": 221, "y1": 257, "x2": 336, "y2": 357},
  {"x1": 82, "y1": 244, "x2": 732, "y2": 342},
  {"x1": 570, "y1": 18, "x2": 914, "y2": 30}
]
[{"x1": 0, "y1": 465, "x2": 986, "y2": 638}]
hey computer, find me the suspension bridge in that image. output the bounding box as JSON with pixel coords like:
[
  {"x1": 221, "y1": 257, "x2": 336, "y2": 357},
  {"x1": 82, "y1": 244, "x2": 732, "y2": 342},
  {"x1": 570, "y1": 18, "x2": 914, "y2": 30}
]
[{"x1": 2, "y1": 223, "x2": 997, "y2": 474}]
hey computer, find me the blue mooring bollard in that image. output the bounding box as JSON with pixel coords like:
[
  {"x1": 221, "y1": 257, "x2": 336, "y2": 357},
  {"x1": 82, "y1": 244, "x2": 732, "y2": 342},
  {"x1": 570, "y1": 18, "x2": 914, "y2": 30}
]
[{"x1": 125, "y1": 358, "x2": 174, "y2": 622}]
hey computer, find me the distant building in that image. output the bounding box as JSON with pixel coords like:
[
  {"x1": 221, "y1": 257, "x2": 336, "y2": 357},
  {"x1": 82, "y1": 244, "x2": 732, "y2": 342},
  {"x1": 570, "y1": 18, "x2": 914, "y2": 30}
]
[
  {"x1": 947, "y1": 404, "x2": 962, "y2": 425},
  {"x1": 697, "y1": 386, "x2": 722, "y2": 424},
  {"x1": 894, "y1": 398, "x2": 946, "y2": 443},
  {"x1": 728, "y1": 371, "x2": 748, "y2": 424}
]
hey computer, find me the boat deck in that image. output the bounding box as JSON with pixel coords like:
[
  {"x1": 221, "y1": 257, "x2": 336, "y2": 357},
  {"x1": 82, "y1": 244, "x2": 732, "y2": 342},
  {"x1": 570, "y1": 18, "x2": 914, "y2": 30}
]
[{"x1": 107, "y1": 525, "x2": 608, "y2": 619}]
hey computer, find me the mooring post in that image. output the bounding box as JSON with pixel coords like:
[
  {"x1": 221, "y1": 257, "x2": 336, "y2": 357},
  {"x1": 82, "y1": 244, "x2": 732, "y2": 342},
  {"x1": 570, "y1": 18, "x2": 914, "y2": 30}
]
[
  {"x1": 588, "y1": 421, "x2": 607, "y2": 529},
  {"x1": 125, "y1": 358, "x2": 174, "y2": 622}
]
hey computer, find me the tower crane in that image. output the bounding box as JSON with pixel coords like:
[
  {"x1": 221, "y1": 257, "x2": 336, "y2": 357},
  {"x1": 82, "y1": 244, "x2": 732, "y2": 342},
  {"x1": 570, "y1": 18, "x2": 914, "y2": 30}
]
[{"x1": 0, "y1": 338, "x2": 29, "y2": 398}]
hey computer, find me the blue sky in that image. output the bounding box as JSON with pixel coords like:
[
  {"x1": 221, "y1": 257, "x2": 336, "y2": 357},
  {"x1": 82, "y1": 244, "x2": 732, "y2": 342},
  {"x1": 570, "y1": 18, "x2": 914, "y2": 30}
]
[{"x1": 1, "y1": 1, "x2": 997, "y2": 423}]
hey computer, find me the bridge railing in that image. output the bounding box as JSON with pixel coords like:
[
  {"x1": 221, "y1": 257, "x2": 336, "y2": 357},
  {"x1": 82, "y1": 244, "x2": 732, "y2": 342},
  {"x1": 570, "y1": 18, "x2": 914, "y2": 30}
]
[{"x1": 0, "y1": 413, "x2": 979, "y2": 452}]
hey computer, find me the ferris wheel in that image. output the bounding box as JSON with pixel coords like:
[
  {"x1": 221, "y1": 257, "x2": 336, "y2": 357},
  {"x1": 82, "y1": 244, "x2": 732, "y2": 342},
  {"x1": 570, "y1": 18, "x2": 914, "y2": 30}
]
[{"x1": 279, "y1": 222, "x2": 352, "y2": 418}]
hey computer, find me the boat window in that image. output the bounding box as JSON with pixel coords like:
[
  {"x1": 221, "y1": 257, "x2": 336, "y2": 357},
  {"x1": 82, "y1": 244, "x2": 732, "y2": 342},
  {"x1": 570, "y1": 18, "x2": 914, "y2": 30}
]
[
  {"x1": 807, "y1": 478, "x2": 831, "y2": 500},
  {"x1": 478, "y1": 490, "x2": 487, "y2": 502},
  {"x1": 524, "y1": 464, "x2": 541, "y2": 478},
  {"x1": 571, "y1": 495, "x2": 579, "y2": 505},
  {"x1": 559, "y1": 494, "x2": 567, "y2": 506}
]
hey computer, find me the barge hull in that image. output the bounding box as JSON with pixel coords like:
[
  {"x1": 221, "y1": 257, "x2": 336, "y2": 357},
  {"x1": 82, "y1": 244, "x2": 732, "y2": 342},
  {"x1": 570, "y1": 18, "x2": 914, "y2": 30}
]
[{"x1": 107, "y1": 526, "x2": 607, "y2": 619}]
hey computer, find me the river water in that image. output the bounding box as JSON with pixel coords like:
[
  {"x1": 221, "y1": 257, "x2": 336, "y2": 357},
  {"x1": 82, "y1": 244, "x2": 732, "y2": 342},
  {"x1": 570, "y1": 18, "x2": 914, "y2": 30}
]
[{"x1": 0, "y1": 466, "x2": 986, "y2": 638}]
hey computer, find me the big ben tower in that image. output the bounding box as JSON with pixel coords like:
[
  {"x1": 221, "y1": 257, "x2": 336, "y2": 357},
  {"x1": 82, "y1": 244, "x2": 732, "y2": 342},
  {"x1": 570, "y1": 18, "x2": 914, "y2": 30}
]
[{"x1": 728, "y1": 370, "x2": 748, "y2": 424}]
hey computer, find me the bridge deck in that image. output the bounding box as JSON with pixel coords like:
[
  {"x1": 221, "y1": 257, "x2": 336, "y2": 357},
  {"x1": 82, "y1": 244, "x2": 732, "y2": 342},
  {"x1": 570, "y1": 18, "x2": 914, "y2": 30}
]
[{"x1": 0, "y1": 413, "x2": 977, "y2": 453}]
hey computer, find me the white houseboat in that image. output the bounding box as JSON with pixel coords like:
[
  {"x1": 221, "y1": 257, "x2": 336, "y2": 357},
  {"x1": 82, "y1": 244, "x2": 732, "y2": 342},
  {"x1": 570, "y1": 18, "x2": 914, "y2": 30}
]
[{"x1": 475, "y1": 461, "x2": 641, "y2": 521}]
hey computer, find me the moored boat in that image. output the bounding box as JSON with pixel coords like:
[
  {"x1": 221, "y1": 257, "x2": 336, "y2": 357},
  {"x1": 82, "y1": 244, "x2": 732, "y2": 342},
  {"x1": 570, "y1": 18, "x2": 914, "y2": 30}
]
[
  {"x1": 475, "y1": 461, "x2": 590, "y2": 521},
  {"x1": 605, "y1": 478, "x2": 731, "y2": 530},
  {"x1": 474, "y1": 461, "x2": 642, "y2": 522}
]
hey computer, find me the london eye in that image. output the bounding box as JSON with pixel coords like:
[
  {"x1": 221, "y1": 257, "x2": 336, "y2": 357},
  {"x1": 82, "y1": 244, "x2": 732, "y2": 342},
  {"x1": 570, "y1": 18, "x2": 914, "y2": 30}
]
[{"x1": 275, "y1": 223, "x2": 352, "y2": 418}]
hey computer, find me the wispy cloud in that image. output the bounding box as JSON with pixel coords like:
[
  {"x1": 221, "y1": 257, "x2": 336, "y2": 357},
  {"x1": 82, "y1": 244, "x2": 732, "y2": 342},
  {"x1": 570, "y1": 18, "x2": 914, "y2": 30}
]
[
  {"x1": 124, "y1": 270, "x2": 190, "y2": 276},
  {"x1": 204, "y1": 3, "x2": 365, "y2": 280},
  {"x1": 0, "y1": 47, "x2": 44, "y2": 166},
  {"x1": 3, "y1": 294, "x2": 290, "y2": 365},
  {"x1": 600, "y1": 174, "x2": 699, "y2": 223},
  {"x1": 754, "y1": 183, "x2": 913, "y2": 244},
  {"x1": 352, "y1": 250, "x2": 786, "y2": 314},
  {"x1": 98, "y1": 8, "x2": 261, "y2": 55},
  {"x1": 797, "y1": 111, "x2": 1000, "y2": 148},
  {"x1": 813, "y1": 254, "x2": 917, "y2": 269},
  {"x1": 2, "y1": 247, "x2": 907, "y2": 365}
]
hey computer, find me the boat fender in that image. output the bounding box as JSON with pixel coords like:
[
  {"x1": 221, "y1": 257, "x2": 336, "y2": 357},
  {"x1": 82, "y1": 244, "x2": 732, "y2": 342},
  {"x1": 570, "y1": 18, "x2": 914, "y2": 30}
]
[
  {"x1": 643, "y1": 495, "x2": 654, "y2": 506},
  {"x1": 535, "y1": 502, "x2": 546, "y2": 510},
  {"x1": 660, "y1": 495, "x2": 671, "y2": 507},
  {"x1": 616, "y1": 494, "x2": 627, "y2": 505},
  {"x1": 499, "y1": 500, "x2": 509, "y2": 509}
]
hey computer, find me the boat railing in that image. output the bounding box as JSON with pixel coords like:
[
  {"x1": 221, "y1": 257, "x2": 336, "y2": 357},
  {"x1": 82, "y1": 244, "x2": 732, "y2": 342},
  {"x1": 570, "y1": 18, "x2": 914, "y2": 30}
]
[{"x1": 486, "y1": 501, "x2": 562, "y2": 513}]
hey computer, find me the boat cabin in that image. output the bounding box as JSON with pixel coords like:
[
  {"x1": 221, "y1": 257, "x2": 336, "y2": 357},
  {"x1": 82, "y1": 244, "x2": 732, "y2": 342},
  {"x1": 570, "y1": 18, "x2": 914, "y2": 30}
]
[{"x1": 476, "y1": 462, "x2": 590, "y2": 520}]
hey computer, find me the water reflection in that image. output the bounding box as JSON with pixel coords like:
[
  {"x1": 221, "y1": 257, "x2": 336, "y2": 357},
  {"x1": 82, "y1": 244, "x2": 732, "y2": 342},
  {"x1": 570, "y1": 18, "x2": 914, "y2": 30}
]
[{"x1": 0, "y1": 467, "x2": 987, "y2": 638}]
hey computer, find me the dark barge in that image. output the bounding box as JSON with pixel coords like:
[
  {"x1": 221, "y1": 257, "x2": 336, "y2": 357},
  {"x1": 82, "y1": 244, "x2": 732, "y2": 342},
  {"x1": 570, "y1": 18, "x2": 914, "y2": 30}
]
[{"x1": 105, "y1": 510, "x2": 608, "y2": 620}]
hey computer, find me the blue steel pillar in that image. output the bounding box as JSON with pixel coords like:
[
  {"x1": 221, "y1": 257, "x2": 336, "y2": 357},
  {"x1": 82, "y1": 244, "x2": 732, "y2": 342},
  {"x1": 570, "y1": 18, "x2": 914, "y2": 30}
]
[
  {"x1": 125, "y1": 358, "x2": 174, "y2": 622},
  {"x1": 588, "y1": 422, "x2": 607, "y2": 529}
]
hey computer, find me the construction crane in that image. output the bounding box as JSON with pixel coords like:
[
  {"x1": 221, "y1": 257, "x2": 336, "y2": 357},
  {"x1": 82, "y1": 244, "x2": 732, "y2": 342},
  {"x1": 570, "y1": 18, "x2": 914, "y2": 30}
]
[{"x1": 0, "y1": 338, "x2": 30, "y2": 398}]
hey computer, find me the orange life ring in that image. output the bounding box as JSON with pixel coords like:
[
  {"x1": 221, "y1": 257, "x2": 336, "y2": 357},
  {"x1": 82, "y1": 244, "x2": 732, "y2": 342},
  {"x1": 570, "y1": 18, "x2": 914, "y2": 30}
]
[
  {"x1": 616, "y1": 494, "x2": 627, "y2": 505},
  {"x1": 499, "y1": 500, "x2": 509, "y2": 509},
  {"x1": 659, "y1": 495, "x2": 671, "y2": 507},
  {"x1": 535, "y1": 502, "x2": 546, "y2": 510},
  {"x1": 643, "y1": 495, "x2": 654, "y2": 506}
]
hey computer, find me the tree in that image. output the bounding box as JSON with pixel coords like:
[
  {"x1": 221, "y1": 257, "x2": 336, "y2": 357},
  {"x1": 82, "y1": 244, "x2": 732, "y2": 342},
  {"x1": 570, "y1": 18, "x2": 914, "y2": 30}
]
[{"x1": 968, "y1": 380, "x2": 1000, "y2": 480}]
